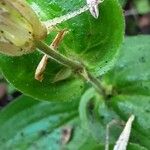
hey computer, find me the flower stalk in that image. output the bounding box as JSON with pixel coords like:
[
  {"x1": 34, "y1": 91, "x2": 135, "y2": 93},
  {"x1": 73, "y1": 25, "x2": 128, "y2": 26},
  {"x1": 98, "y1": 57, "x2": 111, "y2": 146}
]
[
  {"x1": 35, "y1": 41, "x2": 83, "y2": 70},
  {"x1": 35, "y1": 41, "x2": 106, "y2": 97}
]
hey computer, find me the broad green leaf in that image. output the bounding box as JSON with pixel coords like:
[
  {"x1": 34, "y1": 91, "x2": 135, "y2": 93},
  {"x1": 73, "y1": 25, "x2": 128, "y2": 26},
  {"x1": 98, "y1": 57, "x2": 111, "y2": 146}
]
[
  {"x1": 104, "y1": 35, "x2": 150, "y2": 97},
  {"x1": 0, "y1": 95, "x2": 78, "y2": 149},
  {"x1": 109, "y1": 95, "x2": 150, "y2": 148},
  {"x1": 0, "y1": 95, "x2": 109, "y2": 150},
  {"x1": 104, "y1": 36, "x2": 150, "y2": 148},
  {"x1": 27, "y1": 0, "x2": 124, "y2": 75},
  {"x1": 0, "y1": 0, "x2": 124, "y2": 101},
  {"x1": 0, "y1": 52, "x2": 85, "y2": 102}
]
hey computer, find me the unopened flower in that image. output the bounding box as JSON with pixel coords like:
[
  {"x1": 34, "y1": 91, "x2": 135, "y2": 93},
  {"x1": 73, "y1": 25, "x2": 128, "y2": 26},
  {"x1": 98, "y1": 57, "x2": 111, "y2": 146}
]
[{"x1": 0, "y1": 0, "x2": 46, "y2": 56}]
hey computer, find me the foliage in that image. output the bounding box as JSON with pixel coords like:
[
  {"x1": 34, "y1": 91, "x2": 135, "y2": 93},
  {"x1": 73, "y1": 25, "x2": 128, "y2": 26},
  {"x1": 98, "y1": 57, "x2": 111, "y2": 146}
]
[
  {"x1": 0, "y1": 0, "x2": 149, "y2": 149},
  {"x1": 0, "y1": 0, "x2": 124, "y2": 101}
]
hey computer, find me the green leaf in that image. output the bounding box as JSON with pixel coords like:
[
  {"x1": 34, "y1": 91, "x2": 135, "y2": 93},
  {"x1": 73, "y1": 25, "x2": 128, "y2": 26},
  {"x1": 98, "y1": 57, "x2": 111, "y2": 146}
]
[
  {"x1": 0, "y1": 95, "x2": 79, "y2": 149},
  {"x1": 0, "y1": 52, "x2": 85, "y2": 102},
  {"x1": 103, "y1": 35, "x2": 150, "y2": 148},
  {"x1": 104, "y1": 35, "x2": 150, "y2": 97},
  {"x1": 0, "y1": 95, "x2": 107, "y2": 150},
  {"x1": 0, "y1": 0, "x2": 124, "y2": 101},
  {"x1": 29, "y1": 0, "x2": 124, "y2": 75},
  {"x1": 109, "y1": 95, "x2": 150, "y2": 148}
]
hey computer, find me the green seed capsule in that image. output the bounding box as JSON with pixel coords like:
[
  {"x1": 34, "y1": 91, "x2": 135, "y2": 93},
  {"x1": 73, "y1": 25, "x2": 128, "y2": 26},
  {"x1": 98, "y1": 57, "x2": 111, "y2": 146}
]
[{"x1": 0, "y1": 0, "x2": 47, "y2": 56}]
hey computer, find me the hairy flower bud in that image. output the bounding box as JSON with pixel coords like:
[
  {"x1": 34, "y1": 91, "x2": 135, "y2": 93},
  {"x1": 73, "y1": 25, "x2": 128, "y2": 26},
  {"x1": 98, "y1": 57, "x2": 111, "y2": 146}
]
[{"x1": 0, "y1": 0, "x2": 47, "y2": 56}]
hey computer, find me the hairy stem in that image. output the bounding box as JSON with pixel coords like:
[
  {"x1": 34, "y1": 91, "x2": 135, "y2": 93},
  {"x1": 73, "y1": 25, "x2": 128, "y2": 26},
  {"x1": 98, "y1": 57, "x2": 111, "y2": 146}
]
[
  {"x1": 86, "y1": 71, "x2": 106, "y2": 96},
  {"x1": 35, "y1": 41, "x2": 83, "y2": 70},
  {"x1": 36, "y1": 40, "x2": 106, "y2": 97}
]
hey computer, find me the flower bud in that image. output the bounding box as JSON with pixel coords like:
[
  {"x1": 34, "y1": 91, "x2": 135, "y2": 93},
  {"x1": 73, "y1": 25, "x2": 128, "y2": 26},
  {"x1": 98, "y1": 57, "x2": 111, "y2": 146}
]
[{"x1": 0, "y1": 0, "x2": 47, "y2": 56}]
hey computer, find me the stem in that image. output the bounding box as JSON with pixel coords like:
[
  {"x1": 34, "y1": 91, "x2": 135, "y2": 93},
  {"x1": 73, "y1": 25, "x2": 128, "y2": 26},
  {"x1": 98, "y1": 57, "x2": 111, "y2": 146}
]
[
  {"x1": 79, "y1": 68, "x2": 106, "y2": 96},
  {"x1": 35, "y1": 41, "x2": 83, "y2": 70},
  {"x1": 35, "y1": 40, "x2": 106, "y2": 97},
  {"x1": 87, "y1": 71, "x2": 106, "y2": 96}
]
